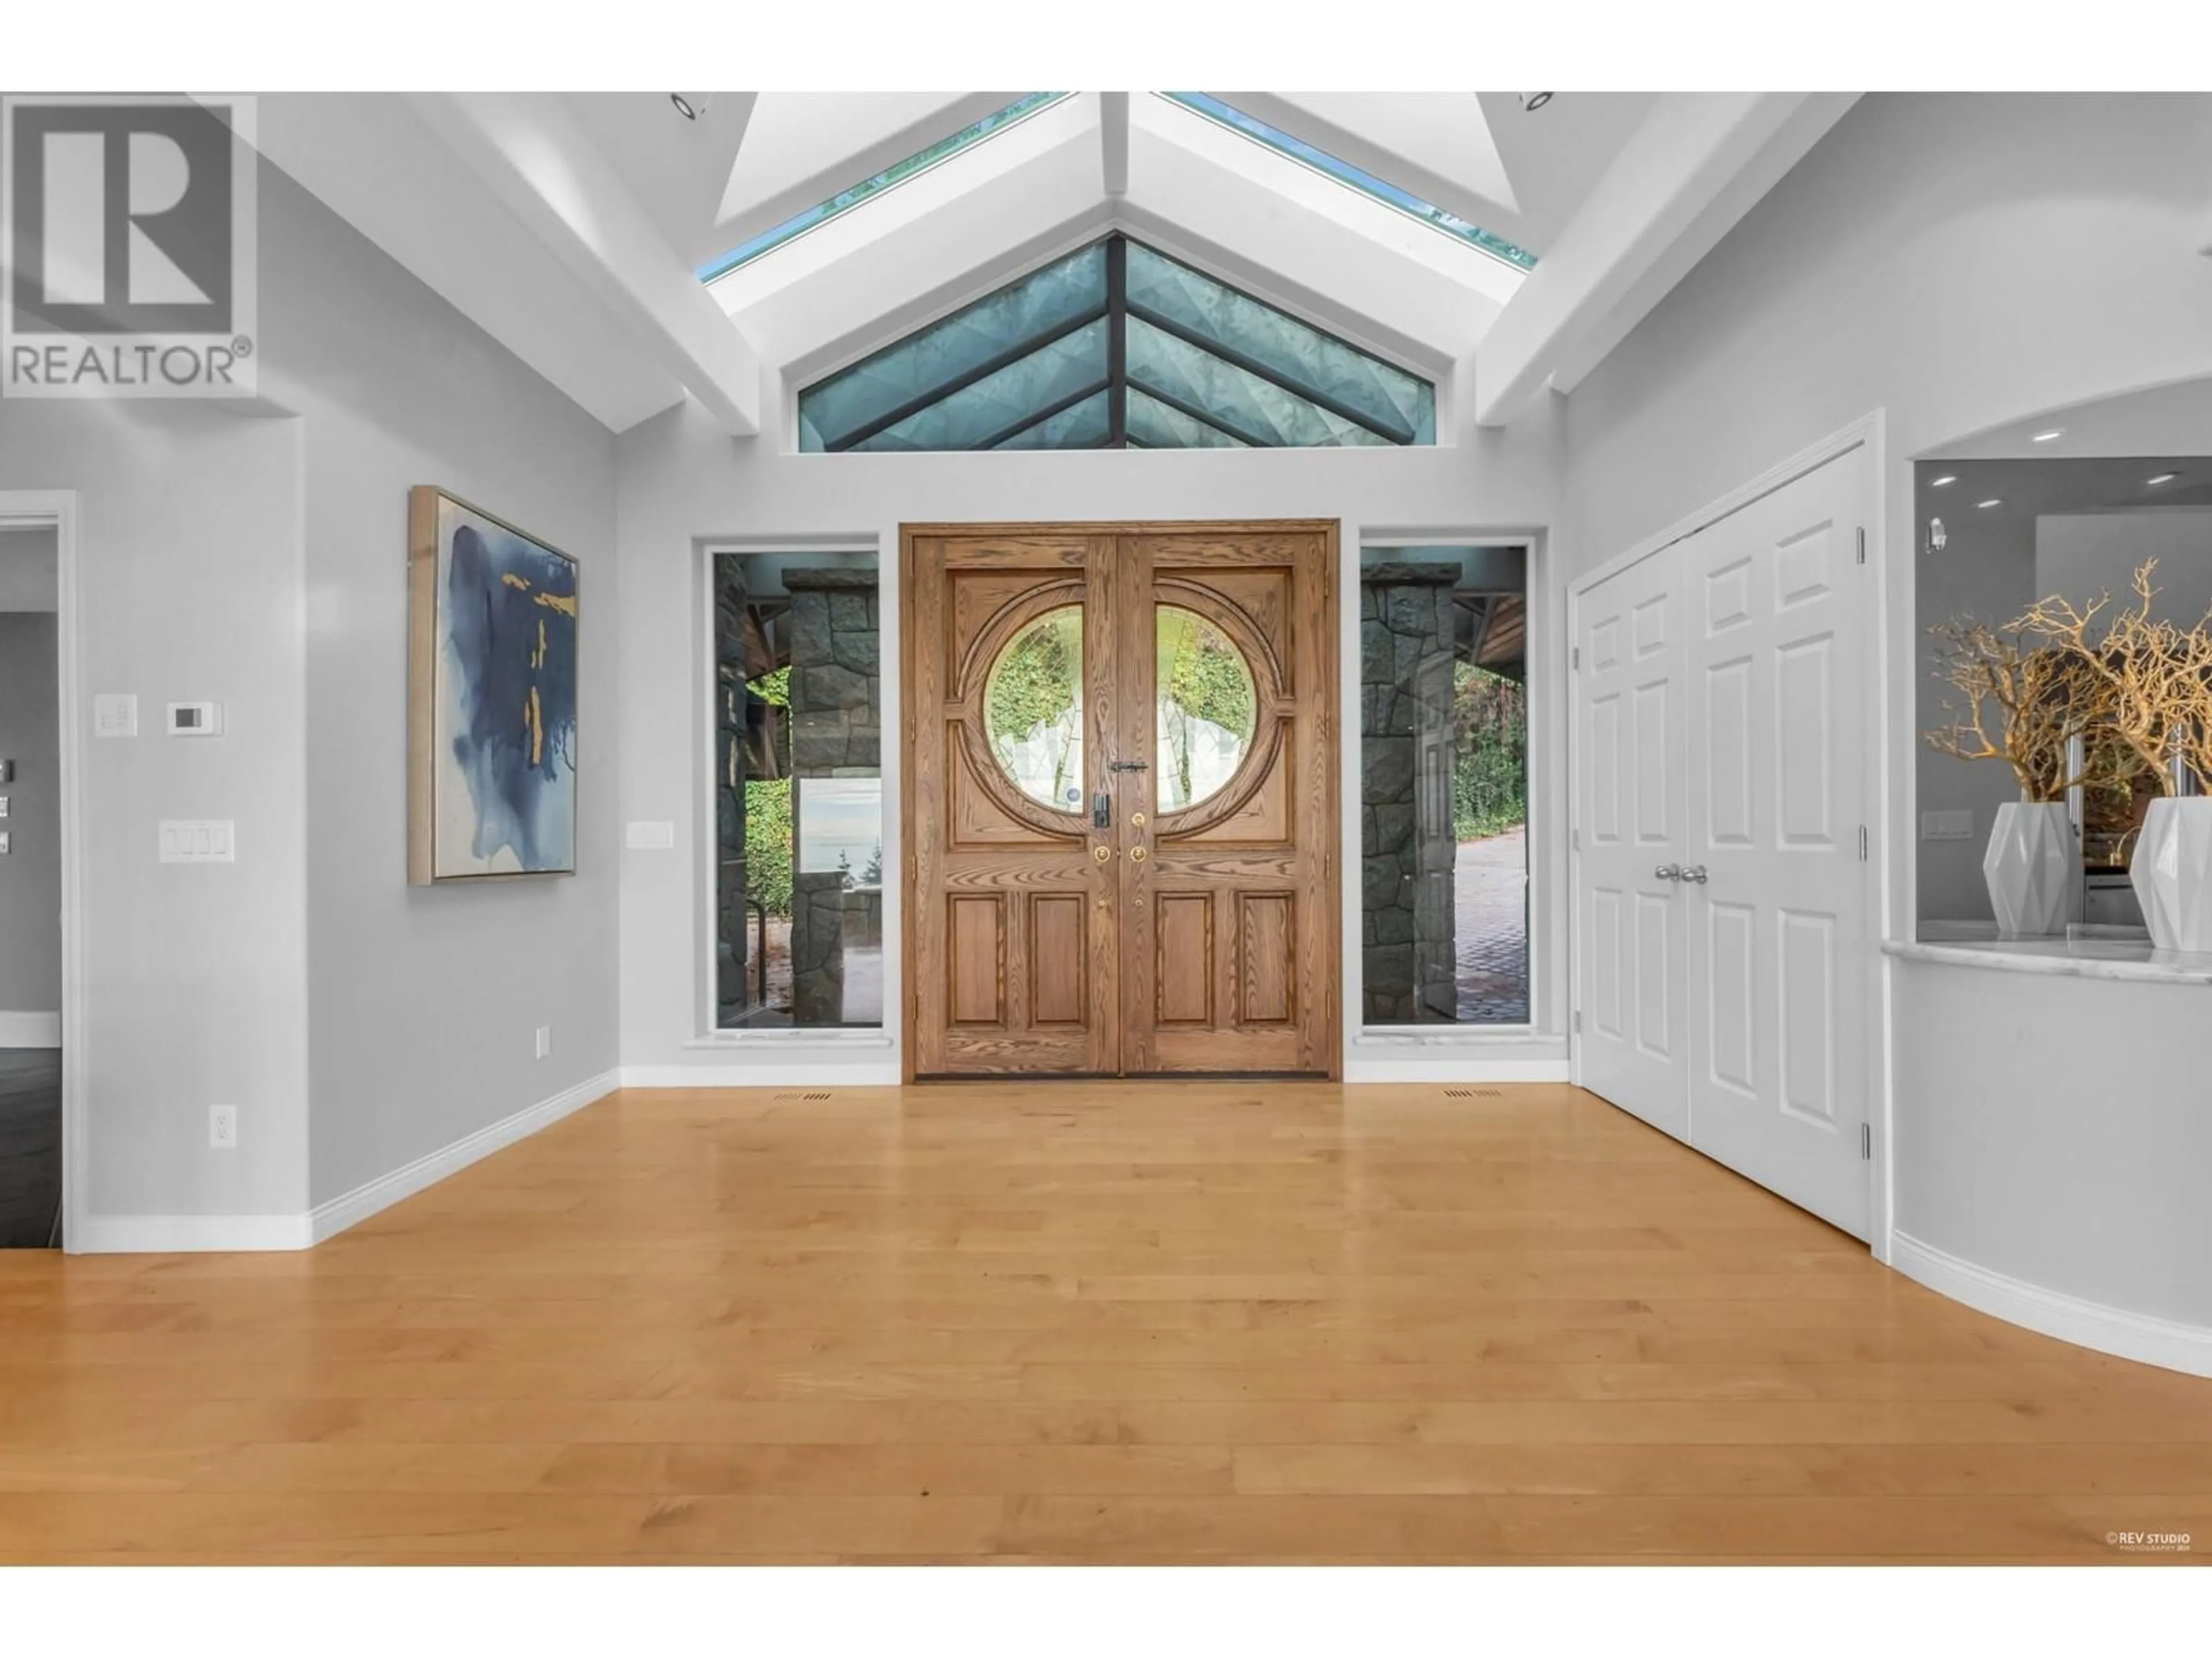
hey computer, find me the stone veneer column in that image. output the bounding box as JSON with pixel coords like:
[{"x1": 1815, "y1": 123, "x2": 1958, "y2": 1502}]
[
  {"x1": 714, "y1": 558, "x2": 751, "y2": 1027},
  {"x1": 1359, "y1": 562, "x2": 1460, "y2": 1024},
  {"x1": 783, "y1": 569, "x2": 881, "y2": 1025}
]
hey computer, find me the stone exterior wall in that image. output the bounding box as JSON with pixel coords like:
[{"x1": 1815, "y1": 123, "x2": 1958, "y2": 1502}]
[
  {"x1": 1359, "y1": 563, "x2": 1459, "y2": 1024},
  {"x1": 785, "y1": 569, "x2": 881, "y2": 1025}
]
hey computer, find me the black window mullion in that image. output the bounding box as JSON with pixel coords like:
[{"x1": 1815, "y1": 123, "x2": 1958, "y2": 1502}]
[
  {"x1": 1106, "y1": 235, "x2": 1128, "y2": 448},
  {"x1": 975, "y1": 378, "x2": 1112, "y2": 452},
  {"x1": 1123, "y1": 378, "x2": 1273, "y2": 449},
  {"x1": 1123, "y1": 298, "x2": 1411, "y2": 445},
  {"x1": 823, "y1": 301, "x2": 1109, "y2": 452}
]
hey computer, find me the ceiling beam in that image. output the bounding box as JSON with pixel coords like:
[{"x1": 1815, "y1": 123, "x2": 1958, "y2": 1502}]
[
  {"x1": 1469, "y1": 92, "x2": 1859, "y2": 428},
  {"x1": 406, "y1": 90, "x2": 761, "y2": 437},
  {"x1": 1100, "y1": 92, "x2": 1130, "y2": 198}
]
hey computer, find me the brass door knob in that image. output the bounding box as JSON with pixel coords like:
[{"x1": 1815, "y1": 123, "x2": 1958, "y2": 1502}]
[
  {"x1": 1129, "y1": 846, "x2": 1147, "y2": 863},
  {"x1": 1093, "y1": 844, "x2": 1113, "y2": 863},
  {"x1": 1130, "y1": 812, "x2": 1147, "y2": 828}
]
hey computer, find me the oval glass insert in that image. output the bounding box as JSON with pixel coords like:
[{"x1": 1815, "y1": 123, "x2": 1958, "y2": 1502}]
[
  {"x1": 984, "y1": 605, "x2": 1085, "y2": 812},
  {"x1": 1155, "y1": 607, "x2": 1257, "y2": 812}
]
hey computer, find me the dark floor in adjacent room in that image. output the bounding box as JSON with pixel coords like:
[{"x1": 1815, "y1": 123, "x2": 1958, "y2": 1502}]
[{"x1": 0, "y1": 1049, "x2": 61, "y2": 1249}]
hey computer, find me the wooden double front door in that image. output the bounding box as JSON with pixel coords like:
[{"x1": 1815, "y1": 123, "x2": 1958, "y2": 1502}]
[{"x1": 903, "y1": 521, "x2": 1340, "y2": 1078}]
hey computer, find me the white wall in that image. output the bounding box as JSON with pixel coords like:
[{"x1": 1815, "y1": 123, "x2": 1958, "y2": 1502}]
[
  {"x1": 0, "y1": 532, "x2": 62, "y2": 1018},
  {"x1": 1558, "y1": 92, "x2": 2212, "y2": 1289},
  {"x1": 257, "y1": 166, "x2": 622, "y2": 1210},
  {"x1": 613, "y1": 393, "x2": 1570, "y2": 1081}
]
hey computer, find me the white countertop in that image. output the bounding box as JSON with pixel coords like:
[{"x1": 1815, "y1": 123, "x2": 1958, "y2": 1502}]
[{"x1": 1887, "y1": 926, "x2": 2212, "y2": 986}]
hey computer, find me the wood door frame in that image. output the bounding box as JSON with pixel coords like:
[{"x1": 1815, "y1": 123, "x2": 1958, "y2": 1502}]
[
  {"x1": 1564, "y1": 411, "x2": 1889, "y2": 1254},
  {"x1": 900, "y1": 518, "x2": 1343, "y2": 1083}
]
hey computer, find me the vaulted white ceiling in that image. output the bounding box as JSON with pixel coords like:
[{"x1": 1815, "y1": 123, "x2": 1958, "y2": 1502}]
[{"x1": 249, "y1": 89, "x2": 1857, "y2": 438}]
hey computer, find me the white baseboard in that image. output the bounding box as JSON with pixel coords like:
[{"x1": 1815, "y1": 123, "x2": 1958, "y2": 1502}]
[
  {"x1": 68, "y1": 1067, "x2": 622, "y2": 1254},
  {"x1": 70, "y1": 1211, "x2": 313, "y2": 1253},
  {"x1": 622, "y1": 1063, "x2": 901, "y2": 1088},
  {"x1": 0, "y1": 1010, "x2": 60, "y2": 1047},
  {"x1": 1344, "y1": 1058, "x2": 1572, "y2": 1084},
  {"x1": 1890, "y1": 1230, "x2": 2212, "y2": 1379},
  {"x1": 310, "y1": 1066, "x2": 622, "y2": 1243}
]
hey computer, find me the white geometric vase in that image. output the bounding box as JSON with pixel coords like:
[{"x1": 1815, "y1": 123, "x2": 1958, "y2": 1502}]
[
  {"x1": 1983, "y1": 800, "x2": 2080, "y2": 938},
  {"x1": 2131, "y1": 796, "x2": 2212, "y2": 953}
]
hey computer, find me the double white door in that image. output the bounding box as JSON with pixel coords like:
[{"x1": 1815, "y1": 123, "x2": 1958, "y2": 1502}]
[{"x1": 1574, "y1": 447, "x2": 1872, "y2": 1238}]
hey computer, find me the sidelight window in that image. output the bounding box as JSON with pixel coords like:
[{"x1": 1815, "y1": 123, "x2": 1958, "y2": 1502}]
[
  {"x1": 1358, "y1": 544, "x2": 1531, "y2": 1026},
  {"x1": 711, "y1": 548, "x2": 885, "y2": 1030}
]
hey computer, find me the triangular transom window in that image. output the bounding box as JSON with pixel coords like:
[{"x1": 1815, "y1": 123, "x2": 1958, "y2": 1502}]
[{"x1": 796, "y1": 234, "x2": 1436, "y2": 452}]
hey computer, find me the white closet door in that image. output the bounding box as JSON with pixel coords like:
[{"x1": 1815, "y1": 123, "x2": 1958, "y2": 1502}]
[
  {"x1": 1575, "y1": 543, "x2": 1688, "y2": 1139},
  {"x1": 1681, "y1": 446, "x2": 1871, "y2": 1238}
]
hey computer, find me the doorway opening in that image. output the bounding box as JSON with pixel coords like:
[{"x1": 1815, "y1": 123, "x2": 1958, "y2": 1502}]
[
  {"x1": 902, "y1": 520, "x2": 1340, "y2": 1078},
  {"x1": 0, "y1": 517, "x2": 63, "y2": 1248}
]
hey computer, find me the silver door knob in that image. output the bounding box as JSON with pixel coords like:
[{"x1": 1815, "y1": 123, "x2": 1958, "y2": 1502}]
[
  {"x1": 1654, "y1": 863, "x2": 1682, "y2": 882},
  {"x1": 1681, "y1": 864, "x2": 1709, "y2": 884}
]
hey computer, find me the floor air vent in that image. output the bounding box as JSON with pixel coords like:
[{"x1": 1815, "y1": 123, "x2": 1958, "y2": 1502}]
[
  {"x1": 773, "y1": 1090, "x2": 834, "y2": 1101},
  {"x1": 1444, "y1": 1088, "x2": 1505, "y2": 1099}
]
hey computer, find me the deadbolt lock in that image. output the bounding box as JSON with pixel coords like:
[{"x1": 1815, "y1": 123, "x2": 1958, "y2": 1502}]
[{"x1": 1130, "y1": 812, "x2": 1147, "y2": 828}]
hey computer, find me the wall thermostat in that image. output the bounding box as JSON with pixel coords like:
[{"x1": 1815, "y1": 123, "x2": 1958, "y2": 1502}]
[{"x1": 167, "y1": 702, "x2": 224, "y2": 736}]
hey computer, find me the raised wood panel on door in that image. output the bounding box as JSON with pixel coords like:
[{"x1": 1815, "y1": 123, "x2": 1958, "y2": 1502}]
[
  {"x1": 1575, "y1": 546, "x2": 1689, "y2": 1139},
  {"x1": 904, "y1": 529, "x2": 1120, "y2": 1077},
  {"x1": 1118, "y1": 528, "x2": 1338, "y2": 1075},
  {"x1": 1683, "y1": 448, "x2": 1871, "y2": 1240}
]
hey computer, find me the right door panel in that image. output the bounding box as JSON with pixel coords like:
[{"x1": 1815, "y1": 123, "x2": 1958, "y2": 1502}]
[{"x1": 1682, "y1": 447, "x2": 1870, "y2": 1238}]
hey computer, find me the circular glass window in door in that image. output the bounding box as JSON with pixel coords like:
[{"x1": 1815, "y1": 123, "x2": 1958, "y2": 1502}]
[
  {"x1": 1155, "y1": 606, "x2": 1257, "y2": 813},
  {"x1": 984, "y1": 604, "x2": 1086, "y2": 812}
]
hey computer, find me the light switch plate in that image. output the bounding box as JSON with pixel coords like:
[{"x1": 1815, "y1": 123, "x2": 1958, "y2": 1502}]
[
  {"x1": 158, "y1": 820, "x2": 236, "y2": 863},
  {"x1": 0, "y1": 831, "x2": 9, "y2": 855},
  {"x1": 94, "y1": 694, "x2": 138, "y2": 738},
  {"x1": 0, "y1": 796, "x2": 9, "y2": 818},
  {"x1": 626, "y1": 821, "x2": 676, "y2": 850},
  {"x1": 1922, "y1": 810, "x2": 1976, "y2": 842},
  {"x1": 166, "y1": 702, "x2": 224, "y2": 736}
]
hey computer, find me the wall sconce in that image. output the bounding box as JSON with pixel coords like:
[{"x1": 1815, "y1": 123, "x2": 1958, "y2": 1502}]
[{"x1": 1925, "y1": 516, "x2": 1948, "y2": 556}]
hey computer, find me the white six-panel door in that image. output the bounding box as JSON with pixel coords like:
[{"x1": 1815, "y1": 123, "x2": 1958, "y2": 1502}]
[
  {"x1": 1574, "y1": 445, "x2": 1872, "y2": 1240},
  {"x1": 1575, "y1": 541, "x2": 1688, "y2": 1140}
]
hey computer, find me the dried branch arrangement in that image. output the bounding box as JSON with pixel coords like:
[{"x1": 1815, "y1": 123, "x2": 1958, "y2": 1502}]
[
  {"x1": 2017, "y1": 559, "x2": 2212, "y2": 791},
  {"x1": 1923, "y1": 616, "x2": 2119, "y2": 800}
]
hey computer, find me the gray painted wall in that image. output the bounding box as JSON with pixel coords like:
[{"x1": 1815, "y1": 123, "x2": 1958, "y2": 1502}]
[
  {"x1": 1892, "y1": 960, "x2": 2212, "y2": 1328},
  {"x1": 0, "y1": 527, "x2": 58, "y2": 612},
  {"x1": 257, "y1": 166, "x2": 620, "y2": 1210},
  {"x1": 1558, "y1": 92, "x2": 2212, "y2": 1324},
  {"x1": 0, "y1": 149, "x2": 618, "y2": 1226},
  {"x1": 0, "y1": 607, "x2": 61, "y2": 1018},
  {"x1": 0, "y1": 402, "x2": 312, "y2": 1219}
]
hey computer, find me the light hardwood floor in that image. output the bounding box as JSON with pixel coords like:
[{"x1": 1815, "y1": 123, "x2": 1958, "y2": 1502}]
[{"x1": 2, "y1": 1082, "x2": 2207, "y2": 1564}]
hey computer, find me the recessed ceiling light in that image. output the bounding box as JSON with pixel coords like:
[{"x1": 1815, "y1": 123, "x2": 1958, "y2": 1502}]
[
  {"x1": 1518, "y1": 92, "x2": 1554, "y2": 111},
  {"x1": 1930, "y1": 474, "x2": 1957, "y2": 487},
  {"x1": 2147, "y1": 472, "x2": 2180, "y2": 486},
  {"x1": 1977, "y1": 498, "x2": 2002, "y2": 509},
  {"x1": 2030, "y1": 428, "x2": 2065, "y2": 443},
  {"x1": 671, "y1": 92, "x2": 706, "y2": 122}
]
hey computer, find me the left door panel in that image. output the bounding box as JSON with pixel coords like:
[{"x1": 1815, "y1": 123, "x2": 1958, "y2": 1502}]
[{"x1": 905, "y1": 530, "x2": 1122, "y2": 1076}]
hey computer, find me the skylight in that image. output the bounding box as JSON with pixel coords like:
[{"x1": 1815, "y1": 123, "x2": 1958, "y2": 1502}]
[
  {"x1": 700, "y1": 93, "x2": 1070, "y2": 282},
  {"x1": 796, "y1": 234, "x2": 1435, "y2": 452},
  {"x1": 1159, "y1": 93, "x2": 1537, "y2": 272}
]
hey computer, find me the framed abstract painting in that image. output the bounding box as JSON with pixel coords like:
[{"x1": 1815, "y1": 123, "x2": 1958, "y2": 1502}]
[{"x1": 407, "y1": 486, "x2": 579, "y2": 884}]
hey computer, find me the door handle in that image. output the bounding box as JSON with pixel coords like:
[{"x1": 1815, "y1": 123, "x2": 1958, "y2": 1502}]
[
  {"x1": 1654, "y1": 863, "x2": 1683, "y2": 882},
  {"x1": 1092, "y1": 792, "x2": 1112, "y2": 830},
  {"x1": 1681, "y1": 864, "x2": 1709, "y2": 884},
  {"x1": 1093, "y1": 844, "x2": 1115, "y2": 863}
]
